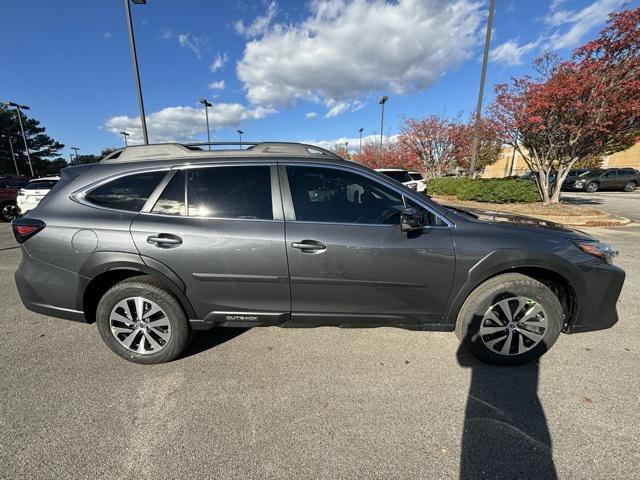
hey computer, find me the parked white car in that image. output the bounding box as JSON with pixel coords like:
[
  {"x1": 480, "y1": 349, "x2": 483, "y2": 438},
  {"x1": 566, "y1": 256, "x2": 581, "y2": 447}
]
[
  {"x1": 17, "y1": 176, "x2": 59, "y2": 215},
  {"x1": 376, "y1": 169, "x2": 426, "y2": 193},
  {"x1": 408, "y1": 171, "x2": 427, "y2": 193}
]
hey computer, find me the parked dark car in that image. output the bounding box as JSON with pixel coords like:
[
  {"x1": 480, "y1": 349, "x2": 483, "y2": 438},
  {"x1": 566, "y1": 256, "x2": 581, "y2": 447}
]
[
  {"x1": 13, "y1": 142, "x2": 624, "y2": 366},
  {"x1": 520, "y1": 171, "x2": 556, "y2": 187},
  {"x1": 0, "y1": 176, "x2": 30, "y2": 222},
  {"x1": 562, "y1": 168, "x2": 638, "y2": 192}
]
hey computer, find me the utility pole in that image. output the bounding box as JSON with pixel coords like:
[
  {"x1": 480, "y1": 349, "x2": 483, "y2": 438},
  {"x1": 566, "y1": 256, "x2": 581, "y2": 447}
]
[
  {"x1": 378, "y1": 96, "x2": 388, "y2": 164},
  {"x1": 237, "y1": 129, "x2": 244, "y2": 148},
  {"x1": 124, "y1": 0, "x2": 149, "y2": 144},
  {"x1": 71, "y1": 147, "x2": 80, "y2": 161},
  {"x1": 469, "y1": 0, "x2": 495, "y2": 177},
  {"x1": 3, "y1": 102, "x2": 34, "y2": 176},
  {"x1": 120, "y1": 131, "x2": 130, "y2": 146},
  {"x1": 199, "y1": 99, "x2": 213, "y2": 149}
]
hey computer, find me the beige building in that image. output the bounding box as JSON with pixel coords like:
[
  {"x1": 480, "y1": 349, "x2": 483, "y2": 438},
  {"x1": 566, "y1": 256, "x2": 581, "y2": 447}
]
[{"x1": 482, "y1": 141, "x2": 640, "y2": 178}]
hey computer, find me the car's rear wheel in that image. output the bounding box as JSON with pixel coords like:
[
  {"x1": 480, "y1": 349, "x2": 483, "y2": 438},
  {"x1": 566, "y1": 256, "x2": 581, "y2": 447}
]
[
  {"x1": 455, "y1": 273, "x2": 563, "y2": 366},
  {"x1": 96, "y1": 276, "x2": 191, "y2": 364},
  {"x1": 1, "y1": 202, "x2": 18, "y2": 222},
  {"x1": 586, "y1": 182, "x2": 599, "y2": 193},
  {"x1": 624, "y1": 181, "x2": 636, "y2": 192}
]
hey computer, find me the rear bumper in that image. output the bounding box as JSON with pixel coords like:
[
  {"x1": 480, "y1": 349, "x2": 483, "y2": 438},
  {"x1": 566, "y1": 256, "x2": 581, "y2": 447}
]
[
  {"x1": 565, "y1": 262, "x2": 625, "y2": 333},
  {"x1": 15, "y1": 250, "x2": 87, "y2": 323}
]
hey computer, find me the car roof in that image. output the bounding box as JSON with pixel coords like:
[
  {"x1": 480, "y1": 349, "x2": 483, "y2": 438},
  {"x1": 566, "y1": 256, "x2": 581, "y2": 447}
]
[
  {"x1": 100, "y1": 142, "x2": 342, "y2": 164},
  {"x1": 375, "y1": 168, "x2": 407, "y2": 172},
  {"x1": 30, "y1": 176, "x2": 60, "y2": 182}
]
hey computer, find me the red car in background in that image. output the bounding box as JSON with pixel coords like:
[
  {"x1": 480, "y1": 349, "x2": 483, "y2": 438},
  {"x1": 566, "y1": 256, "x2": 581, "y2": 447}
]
[{"x1": 0, "y1": 176, "x2": 30, "y2": 222}]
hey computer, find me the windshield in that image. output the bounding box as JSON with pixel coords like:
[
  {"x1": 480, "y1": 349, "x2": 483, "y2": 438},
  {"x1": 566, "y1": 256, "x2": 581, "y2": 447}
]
[
  {"x1": 380, "y1": 170, "x2": 412, "y2": 182},
  {"x1": 24, "y1": 180, "x2": 58, "y2": 190},
  {"x1": 408, "y1": 172, "x2": 423, "y2": 181}
]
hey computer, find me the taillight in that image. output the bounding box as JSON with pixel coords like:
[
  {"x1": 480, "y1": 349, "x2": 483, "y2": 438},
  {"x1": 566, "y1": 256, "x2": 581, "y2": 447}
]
[{"x1": 12, "y1": 218, "x2": 45, "y2": 244}]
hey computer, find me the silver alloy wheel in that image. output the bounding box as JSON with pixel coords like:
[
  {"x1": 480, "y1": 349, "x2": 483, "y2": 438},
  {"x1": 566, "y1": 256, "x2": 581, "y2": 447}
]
[
  {"x1": 480, "y1": 296, "x2": 548, "y2": 356},
  {"x1": 109, "y1": 297, "x2": 171, "y2": 354}
]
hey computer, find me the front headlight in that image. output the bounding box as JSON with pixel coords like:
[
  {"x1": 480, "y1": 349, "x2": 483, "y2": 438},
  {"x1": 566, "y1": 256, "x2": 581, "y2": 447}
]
[
  {"x1": 575, "y1": 241, "x2": 618, "y2": 264},
  {"x1": 574, "y1": 180, "x2": 585, "y2": 187}
]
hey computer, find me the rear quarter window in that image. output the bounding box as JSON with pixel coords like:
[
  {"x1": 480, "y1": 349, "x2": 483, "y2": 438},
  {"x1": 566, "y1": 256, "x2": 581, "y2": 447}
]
[
  {"x1": 84, "y1": 171, "x2": 166, "y2": 212},
  {"x1": 24, "y1": 180, "x2": 58, "y2": 190}
]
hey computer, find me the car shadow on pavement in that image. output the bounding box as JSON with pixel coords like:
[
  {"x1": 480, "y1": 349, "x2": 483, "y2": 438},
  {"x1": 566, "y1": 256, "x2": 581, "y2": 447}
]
[
  {"x1": 457, "y1": 344, "x2": 557, "y2": 480},
  {"x1": 561, "y1": 196, "x2": 603, "y2": 205},
  {"x1": 182, "y1": 327, "x2": 250, "y2": 358}
]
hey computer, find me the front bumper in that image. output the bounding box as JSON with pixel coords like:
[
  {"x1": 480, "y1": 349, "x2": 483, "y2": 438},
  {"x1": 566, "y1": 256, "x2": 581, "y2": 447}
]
[
  {"x1": 561, "y1": 183, "x2": 586, "y2": 191},
  {"x1": 565, "y1": 262, "x2": 625, "y2": 333}
]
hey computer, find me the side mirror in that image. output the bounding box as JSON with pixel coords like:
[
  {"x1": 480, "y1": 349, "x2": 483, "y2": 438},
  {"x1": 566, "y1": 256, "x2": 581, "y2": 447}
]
[{"x1": 400, "y1": 207, "x2": 423, "y2": 232}]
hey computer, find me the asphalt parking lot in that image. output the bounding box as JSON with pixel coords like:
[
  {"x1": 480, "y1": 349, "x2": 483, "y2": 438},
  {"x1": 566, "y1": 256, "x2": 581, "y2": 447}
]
[
  {"x1": 562, "y1": 190, "x2": 640, "y2": 222},
  {"x1": 1, "y1": 199, "x2": 639, "y2": 479}
]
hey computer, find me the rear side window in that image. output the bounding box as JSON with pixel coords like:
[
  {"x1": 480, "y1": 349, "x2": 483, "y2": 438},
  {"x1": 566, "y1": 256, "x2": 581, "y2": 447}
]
[
  {"x1": 84, "y1": 171, "x2": 165, "y2": 212},
  {"x1": 152, "y1": 166, "x2": 273, "y2": 219}
]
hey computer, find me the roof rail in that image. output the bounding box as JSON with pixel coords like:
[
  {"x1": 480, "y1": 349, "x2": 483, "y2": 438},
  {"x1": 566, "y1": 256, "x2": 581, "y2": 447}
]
[{"x1": 100, "y1": 141, "x2": 340, "y2": 163}]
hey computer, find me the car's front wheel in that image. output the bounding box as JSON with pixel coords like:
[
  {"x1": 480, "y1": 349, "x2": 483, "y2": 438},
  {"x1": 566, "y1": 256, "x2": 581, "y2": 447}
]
[
  {"x1": 96, "y1": 276, "x2": 191, "y2": 364},
  {"x1": 586, "y1": 182, "x2": 599, "y2": 193},
  {"x1": 455, "y1": 273, "x2": 563, "y2": 366}
]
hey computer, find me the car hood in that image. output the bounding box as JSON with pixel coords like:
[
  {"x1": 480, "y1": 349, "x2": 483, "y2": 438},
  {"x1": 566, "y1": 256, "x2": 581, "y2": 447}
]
[{"x1": 459, "y1": 207, "x2": 595, "y2": 241}]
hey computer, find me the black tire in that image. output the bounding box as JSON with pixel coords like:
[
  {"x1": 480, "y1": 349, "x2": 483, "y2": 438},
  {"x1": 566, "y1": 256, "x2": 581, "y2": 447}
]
[
  {"x1": 455, "y1": 273, "x2": 563, "y2": 366},
  {"x1": 96, "y1": 276, "x2": 191, "y2": 364},
  {"x1": 624, "y1": 181, "x2": 636, "y2": 192},
  {"x1": 0, "y1": 202, "x2": 18, "y2": 222},
  {"x1": 586, "y1": 182, "x2": 598, "y2": 193}
]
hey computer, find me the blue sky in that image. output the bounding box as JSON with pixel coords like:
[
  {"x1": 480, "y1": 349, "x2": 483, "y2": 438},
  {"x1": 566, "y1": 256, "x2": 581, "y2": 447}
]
[{"x1": 1, "y1": 0, "x2": 636, "y2": 156}]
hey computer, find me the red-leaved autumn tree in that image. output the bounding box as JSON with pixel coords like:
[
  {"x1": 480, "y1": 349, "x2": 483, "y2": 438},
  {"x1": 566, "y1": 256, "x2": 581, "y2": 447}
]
[
  {"x1": 351, "y1": 138, "x2": 406, "y2": 170},
  {"x1": 489, "y1": 7, "x2": 640, "y2": 204}
]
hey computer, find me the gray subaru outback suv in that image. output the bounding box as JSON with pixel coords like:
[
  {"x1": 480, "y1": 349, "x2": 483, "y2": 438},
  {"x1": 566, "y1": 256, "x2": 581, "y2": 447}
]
[{"x1": 13, "y1": 142, "x2": 625, "y2": 365}]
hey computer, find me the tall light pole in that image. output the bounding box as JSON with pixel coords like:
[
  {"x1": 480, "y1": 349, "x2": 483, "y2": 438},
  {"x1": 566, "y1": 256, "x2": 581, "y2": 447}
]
[
  {"x1": 71, "y1": 147, "x2": 80, "y2": 161},
  {"x1": 120, "y1": 131, "x2": 130, "y2": 146},
  {"x1": 1, "y1": 135, "x2": 19, "y2": 175},
  {"x1": 358, "y1": 127, "x2": 364, "y2": 154},
  {"x1": 4, "y1": 102, "x2": 34, "y2": 176},
  {"x1": 124, "y1": 0, "x2": 149, "y2": 145},
  {"x1": 237, "y1": 129, "x2": 244, "y2": 148},
  {"x1": 199, "y1": 98, "x2": 213, "y2": 149},
  {"x1": 469, "y1": 0, "x2": 495, "y2": 177},
  {"x1": 378, "y1": 96, "x2": 388, "y2": 164}
]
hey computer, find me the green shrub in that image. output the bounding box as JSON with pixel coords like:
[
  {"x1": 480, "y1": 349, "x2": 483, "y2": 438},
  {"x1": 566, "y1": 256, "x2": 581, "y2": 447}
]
[{"x1": 427, "y1": 177, "x2": 539, "y2": 203}]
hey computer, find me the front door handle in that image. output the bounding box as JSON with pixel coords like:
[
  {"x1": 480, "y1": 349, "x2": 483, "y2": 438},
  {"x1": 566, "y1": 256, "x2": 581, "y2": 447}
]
[
  {"x1": 147, "y1": 234, "x2": 182, "y2": 248},
  {"x1": 291, "y1": 240, "x2": 326, "y2": 252}
]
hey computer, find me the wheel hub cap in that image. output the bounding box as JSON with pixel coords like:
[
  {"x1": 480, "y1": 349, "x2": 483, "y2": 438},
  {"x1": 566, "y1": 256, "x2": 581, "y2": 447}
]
[
  {"x1": 109, "y1": 297, "x2": 171, "y2": 355},
  {"x1": 480, "y1": 296, "x2": 548, "y2": 356}
]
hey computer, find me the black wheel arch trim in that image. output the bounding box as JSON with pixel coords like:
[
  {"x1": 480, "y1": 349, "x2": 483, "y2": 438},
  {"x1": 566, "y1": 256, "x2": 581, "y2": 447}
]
[
  {"x1": 442, "y1": 248, "x2": 586, "y2": 327},
  {"x1": 76, "y1": 251, "x2": 196, "y2": 319}
]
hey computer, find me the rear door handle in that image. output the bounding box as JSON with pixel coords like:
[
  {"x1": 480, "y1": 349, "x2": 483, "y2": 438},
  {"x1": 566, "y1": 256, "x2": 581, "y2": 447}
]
[
  {"x1": 291, "y1": 240, "x2": 326, "y2": 252},
  {"x1": 147, "y1": 234, "x2": 182, "y2": 248}
]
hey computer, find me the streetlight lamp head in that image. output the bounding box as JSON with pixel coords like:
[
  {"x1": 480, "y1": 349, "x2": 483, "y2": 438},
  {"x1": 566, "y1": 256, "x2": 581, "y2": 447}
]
[
  {"x1": 120, "y1": 131, "x2": 130, "y2": 136},
  {"x1": 237, "y1": 129, "x2": 244, "y2": 135},
  {"x1": 379, "y1": 96, "x2": 388, "y2": 104},
  {"x1": 199, "y1": 99, "x2": 213, "y2": 107},
  {"x1": 359, "y1": 128, "x2": 364, "y2": 133}
]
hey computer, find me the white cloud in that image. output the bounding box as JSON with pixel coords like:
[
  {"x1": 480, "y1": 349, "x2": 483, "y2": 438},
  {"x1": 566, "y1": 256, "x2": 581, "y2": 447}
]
[
  {"x1": 490, "y1": 39, "x2": 539, "y2": 66},
  {"x1": 209, "y1": 52, "x2": 228, "y2": 72},
  {"x1": 235, "y1": 1, "x2": 278, "y2": 38},
  {"x1": 491, "y1": 0, "x2": 623, "y2": 66},
  {"x1": 104, "y1": 104, "x2": 276, "y2": 144},
  {"x1": 305, "y1": 112, "x2": 317, "y2": 119},
  {"x1": 237, "y1": 0, "x2": 484, "y2": 114},
  {"x1": 208, "y1": 80, "x2": 225, "y2": 90},
  {"x1": 546, "y1": 0, "x2": 623, "y2": 50},
  {"x1": 162, "y1": 30, "x2": 209, "y2": 58},
  {"x1": 325, "y1": 100, "x2": 350, "y2": 118},
  {"x1": 351, "y1": 100, "x2": 366, "y2": 112},
  {"x1": 103, "y1": 32, "x2": 112, "y2": 39}
]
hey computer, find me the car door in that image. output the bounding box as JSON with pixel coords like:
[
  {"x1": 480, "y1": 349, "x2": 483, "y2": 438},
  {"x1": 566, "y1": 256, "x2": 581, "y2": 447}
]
[
  {"x1": 599, "y1": 170, "x2": 618, "y2": 190},
  {"x1": 280, "y1": 163, "x2": 455, "y2": 327},
  {"x1": 130, "y1": 164, "x2": 290, "y2": 325}
]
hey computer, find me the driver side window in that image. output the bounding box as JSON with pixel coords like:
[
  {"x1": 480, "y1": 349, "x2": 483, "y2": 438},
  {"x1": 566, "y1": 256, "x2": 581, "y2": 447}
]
[{"x1": 286, "y1": 166, "x2": 405, "y2": 225}]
